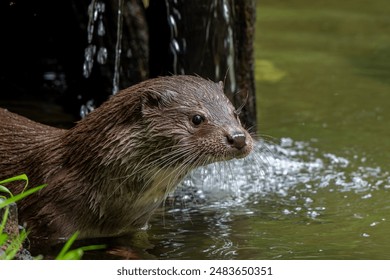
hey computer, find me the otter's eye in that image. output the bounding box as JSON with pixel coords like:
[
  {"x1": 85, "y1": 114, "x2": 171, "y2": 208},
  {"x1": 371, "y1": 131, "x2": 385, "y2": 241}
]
[{"x1": 191, "y1": 115, "x2": 205, "y2": 126}]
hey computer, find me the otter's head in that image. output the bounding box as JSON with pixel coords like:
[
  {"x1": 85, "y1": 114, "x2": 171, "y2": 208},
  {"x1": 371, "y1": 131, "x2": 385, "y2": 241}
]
[{"x1": 138, "y1": 75, "x2": 253, "y2": 168}]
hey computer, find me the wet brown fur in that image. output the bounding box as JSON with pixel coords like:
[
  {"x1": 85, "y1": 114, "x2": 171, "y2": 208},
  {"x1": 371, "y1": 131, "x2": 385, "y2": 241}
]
[{"x1": 0, "y1": 75, "x2": 253, "y2": 239}]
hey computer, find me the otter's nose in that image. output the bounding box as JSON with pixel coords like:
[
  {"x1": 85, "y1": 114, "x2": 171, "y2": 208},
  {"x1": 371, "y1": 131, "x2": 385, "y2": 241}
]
[{"x1": 226, "y1": 131, "x2": 247, "y2": 150}]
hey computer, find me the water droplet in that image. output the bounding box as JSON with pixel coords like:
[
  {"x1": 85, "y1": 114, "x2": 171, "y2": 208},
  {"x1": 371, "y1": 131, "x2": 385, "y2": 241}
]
[
  {"x1": 280, "y1": 137, "x2": 293, "y2": 147},
  {"x1": 222, "y1": 0, "x2": 230, "y2": 22},
  {"x1": 305, "y1": 197, "x2": 313, "y2": 204},
  {"x1": 87, "y1": 45, "x2": 96, "y2": 59},
  {"x1": 96, "y1": 1, "x2": 105, "y2": 13},
  {"x1": 43, "y1": 72, "x2": 56, "y2": 81},
  {"x1": 361, "y1": 193, "x2": 372, "y2": 199},
  {"x1": 168, "y1": 15, "x2": 177, "y2": 37},
  {"x1": 93, "y1": 6, "x2": 99, "y2": 21},
  {"x1": 308, "y1": 211, "x2": 319, "y2": 218},
  {"x1": 97, "y1": 47, "x2": 107, "y2": 64},
  {"x1": 83, "y1": 60, "x2": 92, "y2": 78},
  {"x1": 112, "y1": 0, "x2": 124, "y2": 95},
  {"x1": 97, "y1": 18, "x2": 105, "y2": 36},
  {"x1": 80, "y1": 99, "x2": 95, "y2": 118},
  {"x1": 83, "y1": 45, "x2": 96, "y2": 78},
  {"x1": 171, "y1": 39, "x2": 180, "y2": 53}
]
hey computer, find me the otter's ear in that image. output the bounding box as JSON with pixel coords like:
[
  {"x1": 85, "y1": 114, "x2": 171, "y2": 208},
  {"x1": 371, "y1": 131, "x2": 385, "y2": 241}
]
[
  {"x1": 217, "y1": 81, "x2": 224, "y2": 89},
  {"x1": 141, "y1": 89, "x2": 178, "y2": 109},
  {"x1": 142, "y1": 91, "x2": 161, "y2": 108}
]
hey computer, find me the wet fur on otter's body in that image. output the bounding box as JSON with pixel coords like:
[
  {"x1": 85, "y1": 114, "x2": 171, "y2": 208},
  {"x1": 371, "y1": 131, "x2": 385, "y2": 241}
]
[{"x1": 0, "y1": 75, "x2": 253, "y2": 239}]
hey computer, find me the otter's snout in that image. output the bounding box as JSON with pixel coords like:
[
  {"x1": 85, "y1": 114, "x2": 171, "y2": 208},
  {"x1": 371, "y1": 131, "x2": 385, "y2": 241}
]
[{"x1": 226, "y1": 131, "x2": 248, "y2": 150}]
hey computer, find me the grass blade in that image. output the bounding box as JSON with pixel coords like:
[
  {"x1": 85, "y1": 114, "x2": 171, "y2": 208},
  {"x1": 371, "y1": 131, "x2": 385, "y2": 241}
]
[
  {"x1": 0, "y1": 184, "x2": 46, "y2": 209},
  {"x1": 55, "y1": 231, "x2": 79, "y2": 260}
]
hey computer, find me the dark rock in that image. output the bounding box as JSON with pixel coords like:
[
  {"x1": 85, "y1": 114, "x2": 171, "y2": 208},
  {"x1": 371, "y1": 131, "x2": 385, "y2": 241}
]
[{"x1": 0, "y1": 199, "x2": 33, "y2": 260}]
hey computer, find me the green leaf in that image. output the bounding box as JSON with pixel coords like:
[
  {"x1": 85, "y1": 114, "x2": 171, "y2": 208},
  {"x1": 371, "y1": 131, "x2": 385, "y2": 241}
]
[
  {"x1": 0, "y1": 185, "x2": 13, "y2": 197},
  {"x1": 55, "y1": 231, "x2": 106, "y2": 260},
  {"x1": 55, "y1": 231, "x2": 79, "y2": 260},
  {"x1": 0, "y1": 206, "x2": 9, "y2": 233},
  {"x1": 59, "y1": 249, "x2": 84, "y2": 260},
  {"x1": 0, "y1": 184, "x2": 46, "y2": 209},
  {"x1": 3, "y1": 229, "x2": 28, "y2": 260},
  {"x1": 0, "y1": 174, "x2": 29, "y2": 191},
  {"x1": 0, "y1": 233, "x2": 8, "y2": 246}
]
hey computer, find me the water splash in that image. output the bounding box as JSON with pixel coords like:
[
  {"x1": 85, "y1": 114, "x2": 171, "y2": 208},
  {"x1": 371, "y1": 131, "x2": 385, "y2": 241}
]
[
  {"x1": 97, "y1": 46, "x2": 108, "y2": 64},
  {"x1": 83, "y1": 0, "x2": 107, "y2": 79},
  {"x1": 112, "y1": 0, "x2": 124, "y2": 94},
  {"x1": 81, "y1": 0, "x2": 120, "y2": 118},
  {"x1": 221, "y1": 0, "x2": 236, "y2": 93},
  {"x1": 83, "y1": 44, "x2": 96, "y2": 78},
  {"x1": 206, "y1": 0, "x2": 236, "y2": 93},
  {"x1": 80, "y1": 1, "x2": 107, "y2": 118},
  {"x1": 165, "y1": 0, "x2": 185, "y2": 75},
  {"x1": 173, "y1": 138, "x2": 390, "y2": 215},
  {"x1": 79, "y1": 99, "x2": 95, "y2": 118}
]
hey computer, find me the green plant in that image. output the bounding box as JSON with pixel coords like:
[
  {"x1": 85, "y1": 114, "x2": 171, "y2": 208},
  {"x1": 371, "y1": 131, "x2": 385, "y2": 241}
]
[
  {"x1": 0, "y1": 174, "x2": 45, "y2": 260},
  {"x1": 0, "y1": 174, "x2": 105, "y2": 260},
  {"x1": 55, "y1": 231, "x2": 106, "y2": 260},
  {"x1": 0, "y1": 174, "x2": 46, "y2": 208}
]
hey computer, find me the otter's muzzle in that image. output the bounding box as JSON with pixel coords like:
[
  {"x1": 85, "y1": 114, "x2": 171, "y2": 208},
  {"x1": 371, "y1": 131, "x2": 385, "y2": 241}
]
[{"x1": 226, "y1": 131, "x2": 248, "y2": 150}]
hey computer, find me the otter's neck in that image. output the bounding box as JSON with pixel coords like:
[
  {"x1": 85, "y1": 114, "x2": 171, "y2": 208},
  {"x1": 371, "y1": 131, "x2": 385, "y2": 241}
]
[{"x1": 54, "y1": 115, "x2": 187, "y2": 237}]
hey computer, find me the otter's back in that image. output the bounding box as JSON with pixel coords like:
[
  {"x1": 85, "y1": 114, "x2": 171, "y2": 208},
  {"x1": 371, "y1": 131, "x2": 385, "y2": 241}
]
[{"x1": 0, "y1": 108, "x2": 65, "y2": 181}]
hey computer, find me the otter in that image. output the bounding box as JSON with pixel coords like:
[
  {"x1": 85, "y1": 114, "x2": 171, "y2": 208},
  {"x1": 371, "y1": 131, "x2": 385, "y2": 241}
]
[{"x1": 0, "y1": 75, "x2": 253, "y2": 239}]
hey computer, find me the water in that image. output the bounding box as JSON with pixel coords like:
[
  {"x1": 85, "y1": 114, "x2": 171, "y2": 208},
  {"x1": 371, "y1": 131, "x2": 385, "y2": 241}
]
[
  {"x1": 163, "y1": 1, "x2": 238, "y2": 95},
  {"x1": 132, "y1": 0, "x2": 390, "y2": 259},
  {"x1": 165, "y1": 0, "x2": 185, "y2": 75},
  {"x1": 81, "y1": 0, "x2": 122, "y2": 116},
  {"x1": 83, "y1": 0, "x2": 107, "y2": 79},
  {"x1": 81, "y1": 0, "x2": 108, "y2": 117},
  {"x1": 141, "y1": 138, "x2": 390, "y2": 259},
  {"x1": 206, "y1": 0, "x2": 236, "y2": 92},
  {"x1": 112, "y1": 0, "x2": 124, "y2": 94}
]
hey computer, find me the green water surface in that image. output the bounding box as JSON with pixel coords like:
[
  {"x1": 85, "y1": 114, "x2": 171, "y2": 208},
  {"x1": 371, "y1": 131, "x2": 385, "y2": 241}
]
[
  {"x1": 256, "y1": 0, "x2": 390, "y2": 160},
  {"x1": 253, "y1": 0, "x2": 390, "y2": 259}
]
